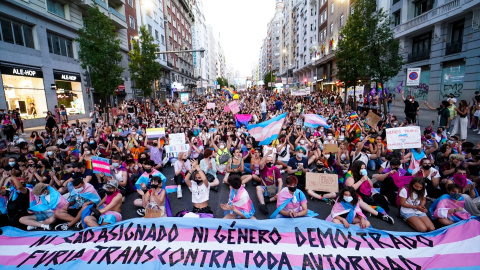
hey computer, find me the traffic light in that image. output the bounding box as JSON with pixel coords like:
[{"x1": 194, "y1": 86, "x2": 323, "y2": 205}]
[
  {"x1": 82, "y1": 71, "x2": 91, "y2": 89},
  {"x1": 304, "y1": 78, "x2": 308, "y2": 84}
]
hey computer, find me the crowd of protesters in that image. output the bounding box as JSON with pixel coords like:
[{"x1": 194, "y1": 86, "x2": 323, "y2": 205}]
[{"x1": 0, "y1": 89, "x2": 479, "y2": 232}]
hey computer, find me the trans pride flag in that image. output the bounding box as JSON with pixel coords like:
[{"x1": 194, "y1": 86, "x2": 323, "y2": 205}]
[
  {"x1": 235, "y1": 114, "x2": 252, "y2": 127},
  {"x1": 91, "y1": 156, "x2": 110, "y2": 176},
  {"x1": 248, "y1": 112, "x2": 287, "y2": 146},
  {"x1": 303, "y1": 114, "x2": 330, "y2": 128}
]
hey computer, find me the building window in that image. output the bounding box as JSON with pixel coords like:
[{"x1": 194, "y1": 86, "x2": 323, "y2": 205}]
[
  {"x1": 155, "y1": 30, "x2": 159, "y2": 41},
  {"x1": 161, "y1": 34, "x2": 165, "y2": 44},
  {"x1": 147, "y1": 24, "x2": 152, "y2": 34},
  {"x1": 393, "y1": 0, "x2": 400, "y2": 4},
  {"x1": 330, "y1": 23, "x2": 333, "y2": 35},
  {"x1": 127, "y1": 0, "x2": 133, "y2": 7},
  {"x1": 154, "y1": 11, "x2": 157, "y2": 22},
  {"x1": 47, "y1": 32, "x2": 73, "y2": 58},
  {"x1": 331, "y1": 3, "x2": 334, "y2": 14},
  {"x1": 414, "y1": 0, "x2": 434, "y2": 17},
  {"x1": 46, "y1": 0, "x2": 66, "y2": 18},
  {"x1": 409, "y1": 33, "x2": 431, "y2": 62},
  {"x1": 340, "y1": 14, "x2": 344, "y2": 27},
  {"x1": 0, "y1": 18, "x2": 35, "y2": 48},
  {"x1": 129, "y1": 16, "x2": 135, "y2": 29},
  {"x1": 393, "y1": 10, "x2": 401, "y2": 26}
]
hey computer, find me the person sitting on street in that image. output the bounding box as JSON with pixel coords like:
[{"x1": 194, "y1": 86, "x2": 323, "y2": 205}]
[
  {"x1": 271, "y1": 175, "x2": 313, "y2": 219},
  {"x1": 256, "y1": 150, "x2": 283, "y2": 215},
  {"x1": 20, "y1": 183, "x2": 67, "y2": 230},
  {"x1": 173, "y1": 152, "x2": 192, "y2": 199},
  {"x1": 84, "y1": 180, "x2": 122, "y2": 227},
  {"x1": 185, "y1": 160, "x2": 213, "y2": 216},
  {"x1": 430, "y1": 183, "x2": 473, "y2": 226},
  {"x1": 221, "y1": 174, "x2": 255, "y2": 219},
  {"x1": 398, "y1": 177, "x2": 435, "y2": 232},
  {"x1": 54, "y1": 177, "x2": 100, "y2": 231},
  {"x1": 134, "y1": 176, "x2": 169, "y2": 217},
  {"x1": 327, "y1": 186, "x2": 370, "y2": 229}
]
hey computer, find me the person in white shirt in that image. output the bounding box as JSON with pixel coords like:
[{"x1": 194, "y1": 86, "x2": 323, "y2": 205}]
[
  {"x1": 260, "y1": 98, "x2": 267, "y2": 121},
  {"x1": 185, "y1": 160, "x2": 213, "y2": 215},
  {"x1": 398, "y1": 177, "x2": 435, "y2": 232}
]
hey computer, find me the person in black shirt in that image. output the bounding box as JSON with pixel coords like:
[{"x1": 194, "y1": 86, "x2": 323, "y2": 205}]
[{"x1": 401, "y1": 90, "x2": 419, "y2": 124}]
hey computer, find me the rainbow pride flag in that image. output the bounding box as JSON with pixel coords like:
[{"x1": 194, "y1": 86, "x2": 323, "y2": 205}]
[{"x1": 349, "y1": 111, "x2": 359, "y2": 120}]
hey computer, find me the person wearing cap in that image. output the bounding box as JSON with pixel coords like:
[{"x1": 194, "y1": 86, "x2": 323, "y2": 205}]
[
  {"x1": 19, "y1": 183, "x2": 67, "y2": 230},
  {"x1": 83, "y1": 180, "x2": 122, "y2": 227},
  {"x1": 287, "y1": 146, "x2": 309, "y2": 190},
  {"x1": 55, "y1": 177, "x2": 100, "y2": 230}
]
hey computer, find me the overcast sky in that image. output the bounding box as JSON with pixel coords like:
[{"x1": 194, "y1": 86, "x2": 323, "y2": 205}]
[{"x1": 201, "y1": 0, "x2": 277, "y2": 77}]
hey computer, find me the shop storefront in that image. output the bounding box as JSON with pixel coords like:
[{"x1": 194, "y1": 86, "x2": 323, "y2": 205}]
[
  {"x1": 1, "y1": 64, "x2": 48, "y2": 119},
  {"x1": 53, "y1": 70, "x2": 85, "y2": 115}
]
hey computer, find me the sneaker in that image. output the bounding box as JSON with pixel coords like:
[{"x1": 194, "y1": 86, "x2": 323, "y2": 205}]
[
  {"x1": 40, "y1": 224, "x2": 51, "y2": 230},
  {"x1": 177, "y1": 188, "x2": 183, "y2": 199},
  {"x1": 27, "y1": 226, "x2": 36, "y2": 231},
  {"x1": 477, "y1": 131, "x2": 480, "y2": 135},
  {"x1": 74, "y1": 221, "x2": 82, "y2": 229},
  {"x1": 327, "y1": 199, "x2": 336, "y2": 205},
  {"x1": 55, "y1": 223, "x2": 70, "y2": 231},
  {"x1": 382, "y1": 214, "x2": 395, "y2": 225},
  {"x1": 280, "y1": 169, "x2": 285, "y2": 174},
  {"x1": 137, "y1": 208, "x2": 146, "y2": 217},
  {"x1": 259, "y1": 204, "x2": 269, "y2": 215},
  {"x1": 473, "y1": 128, "x2": 479, "y2": 131}
]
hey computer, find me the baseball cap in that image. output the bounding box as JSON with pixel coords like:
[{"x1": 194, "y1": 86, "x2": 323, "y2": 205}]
[{"x1": 103, "y1": 180, "x2": 118, "y2": 189}]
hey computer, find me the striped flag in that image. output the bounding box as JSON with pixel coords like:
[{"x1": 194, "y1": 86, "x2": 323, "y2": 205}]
[
  {"x1": 235, "y1": 114, "x2": 252, "y2": 127},
  {"x1": 303, "y1": 114, "x2": 330, "y2": 128},
  {"x1": 397, "y1": 81, "x2": 403, "y2": 93},
  {"x1": 349, "y1": 111, "x2": 359, "y2": 120},
  {"x1": 248, "y1": 112, "x2": 287, "y2": 146},
  {"x1": 92, "y1": 156, "x2": 111, "y2": 176}
]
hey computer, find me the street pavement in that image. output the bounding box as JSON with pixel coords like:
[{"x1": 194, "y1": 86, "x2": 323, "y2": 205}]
[{"x1": 14, "y1": 103, "x2": 480, "y2": 232}]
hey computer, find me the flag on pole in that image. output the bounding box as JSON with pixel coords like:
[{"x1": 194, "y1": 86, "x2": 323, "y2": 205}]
[
  {"x1": 235, "y1": 114, "x2": 252, "y2": 127},
  {"x1": 397, "y1": 81, "x2": 403, "y2": 94},
  {"x1": 247, "y1": 113, "x2": 287, "y2": 146},
  {"x1": 303, "y1": 114, "x2": 330, "y2": 128}
]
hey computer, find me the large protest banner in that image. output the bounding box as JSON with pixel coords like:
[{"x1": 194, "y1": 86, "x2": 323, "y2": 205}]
[
  {"x1": 164, "y1": 144, "x2": 190, "y2": 158},
  {"x1": 168, "y1": 133, "x2": 186, "y2": 145},
  {"x1": 1, "y1": 218, "x2": 479, "y2": 270},
  {"x1": 386, "y1": 126, "x2": 421, "y2": 150},
  {"x1": 229, "y1": 101, "x2": 240, "y2": 114}
]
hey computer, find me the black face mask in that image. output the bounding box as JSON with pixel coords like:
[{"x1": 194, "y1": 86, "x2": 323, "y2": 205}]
[
  {"x1": 265, "y1": 162, "x2": 273, "y2": 168},
  {"x1": 288, "y1": 186, "x2": 296, "y2": 192},
  {"x1": 391, "y1": 167, "x2": 400, "y2": 171},
  {"x1": 54, "y1": 167, "x2": 61, "y2": 172},
  {"x1": 150, "y1": 184, "x2": 159, "y2": 189},
  {"x1": 144, "y1": 168, "x2": 152, "y2": 173},
  {"x1": 182, "y1": 159, "x2": 188, "y2": 162},
  {"x1": 194, "y1": 180, "x2": 203, "y2": 185},
  {"x1": 105, "y1": 191, "x2": 115, "y2": 196},
  {"x1": 422, "y1": 165, "x2": 431, "y2": 170}
]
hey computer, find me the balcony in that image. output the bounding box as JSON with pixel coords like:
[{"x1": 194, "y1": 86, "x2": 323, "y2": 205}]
[
  {"x1": 446, "y1": 40, "x2": 462, "y2": 55},
  {"x1": 393, "y1": 0, "x2": 466, "y2": 37},
  {"x1": 109, "y1": 7, "x2": 127, "y2": 29},
  {"x1": 408, "y1": 50, "x2": 430, "y2": 63}
]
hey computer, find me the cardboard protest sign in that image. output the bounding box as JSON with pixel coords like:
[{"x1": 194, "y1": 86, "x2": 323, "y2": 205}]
[
  {"x1": 366, "y1": 111, "x2": 382, "y2": 128},
  {"x1": 323, "y1": 143, "x2": 338, "y2": 153},
  {"x1": 146, "y1": 128, "x2": 165, "y2": 139},
  {"x1": 207, "y1": 103, "x2": 215, "y2": 109},
  {"x1": 164, "y1": 144, "x2": 190, "y2": 158},
  {"x1": 5, "y1": 214, "x2": 476, "y2": 269},
  {"x1": 91, "y1": 156, "x2": 111, "y2": 176},
  {"x1": 228, "y1": 101, "x2": 240, "y2": 114},
  {"x1": 144, "y1": 208, "x2": 164, "y2": 218},
  {"x1": 306, "y1": 172, "x2": 339, "y2": 193},
  {"x1": 386, "y1": 126, "x2": 421, "y2": 149},
  {"x1": 168, "y1": 133, "x2": 186, "y2": 145}
]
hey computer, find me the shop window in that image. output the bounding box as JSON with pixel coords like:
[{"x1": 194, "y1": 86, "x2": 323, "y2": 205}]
[
  {"x1": 55, "y1": 79, "x2": 85, "y2": 115},
  {"x1": 0, "y1": 17, "x2": 35, "y2": 48},
  {"x1": 46, "y1": 0, "x2": 66, "y2": 18},
  {"x1": 47, "y1": 32, "x2": 74, "y2": 58},
  {"x1": 393, "y1": 10, "x2": 401, "y2": 26},
  {"x1": 2, "y1": 71, "x2": 48, "y2": 119}
]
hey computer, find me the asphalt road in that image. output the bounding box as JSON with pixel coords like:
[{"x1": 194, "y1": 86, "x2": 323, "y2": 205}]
[{"x1": 120, "y1": 166, "x2": 419, "y2": 232}]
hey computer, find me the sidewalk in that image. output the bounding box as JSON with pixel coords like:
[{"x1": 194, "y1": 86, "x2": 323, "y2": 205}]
[
  {"x1": 389, "y1": 103, "x2": 480, "y2": 145},
  {"x1": 20, "y1": 118, "x2": 91, "y2": 139}
]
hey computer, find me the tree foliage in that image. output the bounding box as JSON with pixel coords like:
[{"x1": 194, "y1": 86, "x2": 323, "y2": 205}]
[
  {"x1": 263, "y1": 71, "x2": 276, "y2": 90},
  {"x1": 336, "y1": 0, "x2": 403, "y2": 111},
  {"x1": 216, "y1": 77, "x2": 229, "y2": 88},
  {"x1": 128, "y1": 25, "x2": 163, "y2": 98},
  {"x1": 76, "y1": 5, "x2": 124, "y2": 102}
]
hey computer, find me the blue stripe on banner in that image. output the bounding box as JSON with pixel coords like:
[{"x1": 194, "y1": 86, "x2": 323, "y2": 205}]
[
  {"x1": 304, "y1": 122, "x2": 320, "y2": 128},
  {"x1": 258, "y1": 133, "x2": 280, "y2": 146},
  {"x1": 247, "y1": 112, "x2": 287, "y2": 130}
]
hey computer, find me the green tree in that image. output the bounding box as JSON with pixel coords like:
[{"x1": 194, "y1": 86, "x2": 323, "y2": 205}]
[
  {"x1": 335, "y1": 0, "x2": 368, "y2": 107},
  {"x1": 363, "y1": 0, "x2": 404, "y2": 113},
  {"x1": 336, "y1": 0, "x2": 403, "y2": 112},
  {"x1": 128, "y1": 26, "x2": 163, "y2": 98},
  {"x1": 76, "y1": 5, "x2": 124, "y2": 113},
  {"x1": 263, "y1": 71, "x2": 276, "y2": 90},
  {"x1": 216, "y1": 77, "x2": 229, "y2": 88}
]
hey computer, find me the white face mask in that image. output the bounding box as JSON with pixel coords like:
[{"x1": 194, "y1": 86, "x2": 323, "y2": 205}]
[
  {"x1": 310, "y1": 139, "x2": 315, "y2": 142},
  {"x1": 409, "y1": 99, "x2": 413, "y2": 102},
  {"x1": 74, "y1": 187, "x2": 84, "y2": 193},
  {"x1": 219, "y1": 144, "x2": 225, "y2": 149},
  {"x1": 47, "y1": 151, "x2": 53, "y2": 156},
  {"x1": 344, "y1": 196, "x2": 353, "y2": 203},
  {"x1": 300, "y1": 140, "x2": 305, "y2": 144},
  {"x1": 327, "y1": 135, "x2": 333, "y2": 140},
  {"x1": 296, "y1": 153, "x2": 303, "y2": 158}
]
